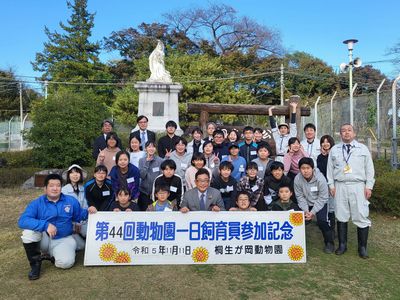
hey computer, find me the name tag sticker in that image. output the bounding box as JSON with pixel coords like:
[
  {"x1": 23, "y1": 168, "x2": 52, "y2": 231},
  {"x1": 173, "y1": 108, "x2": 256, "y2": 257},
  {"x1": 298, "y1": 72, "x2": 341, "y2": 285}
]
[
  {"x1": 127, "y1": 177, "x2": 135, "y2": 183},
  {"x1": 152, "y1": 167, "x2": 159, "y2": 173},
  {"x1": 210, "y1": 163, "x2": 215, "y2": 168},
  {"x1": 239, "y1": 165, "x2": 245, "y2": 172},
  {"x1": 102, "y1": 191, "x2": 110, "y2": 196},
  {"x1": 112, "y1": 156, "x2": 116, "y2": 161},
  {"x1": 170, "y1": 186, "x2": 178, "y2": 192},
  {"x1": 310, "y1": 186, "x2": 318, "y2": 192},
  {"x1": 251, "y1": 185, "x2": 259, "y2": 192},
  {"x1": 258, "y1": 166, "x2": 264, "y2": 171},
  {"x1": 251, "y1": 151, "x2": 257, "y2": 155},
  {"x1": 226, "y1": 185, "x2": 234, "y2": 192}
]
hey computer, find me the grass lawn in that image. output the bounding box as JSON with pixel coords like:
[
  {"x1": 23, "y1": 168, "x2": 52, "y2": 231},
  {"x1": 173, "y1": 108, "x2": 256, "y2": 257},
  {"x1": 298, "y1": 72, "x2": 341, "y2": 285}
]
[{"x1": 1, "y1": 188, "x2": 399, "y2": 300}]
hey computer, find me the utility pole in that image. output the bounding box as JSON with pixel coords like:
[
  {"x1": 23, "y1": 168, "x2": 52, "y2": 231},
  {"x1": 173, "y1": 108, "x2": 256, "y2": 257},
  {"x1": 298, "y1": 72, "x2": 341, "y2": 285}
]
[
  {"x1": 280, "y1": 64, "x2": 284, "y2": 106},
  {"x1": 19, "y1": 82, "x2": 24, "y2": 150}
]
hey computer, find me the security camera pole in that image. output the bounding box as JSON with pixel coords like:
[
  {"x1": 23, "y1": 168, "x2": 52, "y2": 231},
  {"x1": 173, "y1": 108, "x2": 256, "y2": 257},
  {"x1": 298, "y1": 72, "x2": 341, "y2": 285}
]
[{"x1": 343, "y1": 39, "x2": 358, "y2": 126}]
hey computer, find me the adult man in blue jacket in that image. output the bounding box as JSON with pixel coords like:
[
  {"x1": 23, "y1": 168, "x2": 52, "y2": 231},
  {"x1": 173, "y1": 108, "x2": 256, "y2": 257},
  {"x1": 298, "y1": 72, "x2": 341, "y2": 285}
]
[{"x1": 18, "y1": 174, "x2": 89, "y2": 280}]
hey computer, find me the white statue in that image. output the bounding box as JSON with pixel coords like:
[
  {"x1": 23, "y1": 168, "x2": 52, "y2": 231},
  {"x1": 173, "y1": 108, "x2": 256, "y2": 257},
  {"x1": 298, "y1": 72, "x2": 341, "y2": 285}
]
[{"x1": 147, "y1": 40, "x2": 172, "y2": 83}]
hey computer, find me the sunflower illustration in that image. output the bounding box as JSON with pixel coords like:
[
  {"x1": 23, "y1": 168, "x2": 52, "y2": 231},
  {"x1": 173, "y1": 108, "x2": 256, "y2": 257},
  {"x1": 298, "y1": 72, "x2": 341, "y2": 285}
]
[
  {"x1": 192, "y1": 247, "x2": 209, "y2": 263},
  {"x1": 113, "y1": 251, "x2": 132, "y2": 263},
  {"x1": 289, "y1": 212, "x2": 304, "y2": 226},
  {"x1": 287, "y1": 244, "x2": 304, "y2": 261},
  {"x1": 99, "y1": 243, "x2": 118, "y2": 262}
]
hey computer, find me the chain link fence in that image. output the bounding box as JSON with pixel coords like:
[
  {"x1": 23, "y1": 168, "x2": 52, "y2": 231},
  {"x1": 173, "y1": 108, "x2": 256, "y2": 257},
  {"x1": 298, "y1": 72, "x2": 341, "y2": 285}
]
[
  {"x1": 302, "y1": 90, "x2": 399, "y2": 160},
  {"x1": 0, "y1": 116, "x2": 32, "y2": 152}
]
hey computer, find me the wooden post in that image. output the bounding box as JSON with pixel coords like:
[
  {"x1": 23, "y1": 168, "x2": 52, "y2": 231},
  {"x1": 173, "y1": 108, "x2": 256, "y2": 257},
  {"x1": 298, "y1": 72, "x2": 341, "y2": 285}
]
[{"x1": 199, "y1": 110, "x2": 209, "y2": 133}]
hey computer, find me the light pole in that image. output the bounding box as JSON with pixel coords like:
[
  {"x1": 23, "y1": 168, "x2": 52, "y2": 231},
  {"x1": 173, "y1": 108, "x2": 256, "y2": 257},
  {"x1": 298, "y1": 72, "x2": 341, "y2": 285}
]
[{"x1": 343, "y1": 39, "x2": 358, "y2": 126}]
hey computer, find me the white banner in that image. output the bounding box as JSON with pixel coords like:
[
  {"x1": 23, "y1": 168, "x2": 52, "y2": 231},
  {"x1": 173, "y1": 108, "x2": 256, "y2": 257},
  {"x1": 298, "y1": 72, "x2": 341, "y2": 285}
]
[{"x1": 84, "y1": 211, "x2": 306, "y2": 265}]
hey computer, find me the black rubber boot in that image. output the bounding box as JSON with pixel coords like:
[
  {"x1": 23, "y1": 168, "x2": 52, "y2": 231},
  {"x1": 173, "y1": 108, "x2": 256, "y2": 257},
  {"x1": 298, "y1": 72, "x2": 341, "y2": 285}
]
[
  {"x1": 322, "y1": 229, "x2": 335, "y2": 254},
  {"x1": 357, "y1": 227, "x2": 369, "y2": 259},
  {"x1": 23, "y1": 242, "x2": 42, "y2": 280},
  {"x1": 335, "y1": 222, "x2": 348, "y2": 255}
]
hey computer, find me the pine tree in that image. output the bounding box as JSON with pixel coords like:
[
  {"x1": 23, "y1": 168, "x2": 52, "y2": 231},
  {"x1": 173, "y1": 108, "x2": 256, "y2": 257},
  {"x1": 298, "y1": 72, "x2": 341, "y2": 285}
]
[{"x1": 32, "y1": 0, "x2": 106, "y2": 82}]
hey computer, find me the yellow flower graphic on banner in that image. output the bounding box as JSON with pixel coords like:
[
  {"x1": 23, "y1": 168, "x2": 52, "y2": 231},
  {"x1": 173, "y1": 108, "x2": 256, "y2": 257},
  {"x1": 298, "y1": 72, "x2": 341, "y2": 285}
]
[
  {"x1": 289, "y1": 212, "x2": 304, "y2": 226},
  {"x1": 113, "y1": 251, "x2": 132, "y2": 263},
  {"x1": 192, "y1": 247, "x2": 209, "y2": 263},
  {"x1": 99, "y1": 243, "x2": 118, "y2": 262},
  {"x1": 287, "y1": 245, "x2": 304, "y2": 261}
]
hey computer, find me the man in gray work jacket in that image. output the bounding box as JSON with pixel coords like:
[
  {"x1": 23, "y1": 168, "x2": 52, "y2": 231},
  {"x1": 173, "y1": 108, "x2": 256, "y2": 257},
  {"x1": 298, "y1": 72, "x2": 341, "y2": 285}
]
[
  {"x1": 294, "y1": 157, "x2": 334, "y2": 254},
  {"x1": 327, "y1": 124, "x2": 375, "y2": 258}
]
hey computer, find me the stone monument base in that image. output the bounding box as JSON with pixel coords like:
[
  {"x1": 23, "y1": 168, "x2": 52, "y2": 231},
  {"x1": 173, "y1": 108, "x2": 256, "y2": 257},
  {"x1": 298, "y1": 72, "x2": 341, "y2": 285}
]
[{"x1": 134, "y1": 82, "x2": 183, "y2": 135}]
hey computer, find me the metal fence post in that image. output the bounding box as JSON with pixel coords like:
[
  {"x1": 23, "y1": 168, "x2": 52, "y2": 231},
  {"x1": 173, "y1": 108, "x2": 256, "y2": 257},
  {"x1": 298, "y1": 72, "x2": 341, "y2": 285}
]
[
  {"x1": 330, "y1": 91, "x2": 337, "y2": 136},
  {"x1": 314, "y1": 96, "x2": 321, "y2": 138},
  {"x1": 376, "y1": 79, "x2": 386, "y2": 158},
  {"x1": 391, "y1": 75, "x2": 400, "y2": 169}
]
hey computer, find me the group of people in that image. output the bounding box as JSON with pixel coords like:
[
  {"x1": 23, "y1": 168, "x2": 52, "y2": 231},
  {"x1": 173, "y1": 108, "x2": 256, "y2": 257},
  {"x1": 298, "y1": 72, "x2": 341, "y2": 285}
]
[{"x1": 18, "y1": 107, "x2": 375, "y2": 280}]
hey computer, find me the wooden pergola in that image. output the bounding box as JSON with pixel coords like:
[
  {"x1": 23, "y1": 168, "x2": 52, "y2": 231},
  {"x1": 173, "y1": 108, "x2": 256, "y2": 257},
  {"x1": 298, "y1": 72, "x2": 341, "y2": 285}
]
[{"x1": 187, "y1": 95, "x2": 311, "y2": 133}]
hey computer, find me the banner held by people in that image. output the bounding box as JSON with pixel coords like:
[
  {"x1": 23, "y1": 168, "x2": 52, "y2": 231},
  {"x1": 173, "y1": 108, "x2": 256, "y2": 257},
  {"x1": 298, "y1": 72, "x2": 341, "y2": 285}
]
[{"x1": 84, "y1": 211, "x2": 306, "y2": 265}]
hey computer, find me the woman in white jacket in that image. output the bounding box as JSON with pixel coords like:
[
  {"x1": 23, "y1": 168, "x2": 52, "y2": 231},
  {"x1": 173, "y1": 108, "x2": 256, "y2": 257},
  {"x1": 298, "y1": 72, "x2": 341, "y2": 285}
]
[{"x1": 62, "y1": 164, "x2": 87, "y2": 250}]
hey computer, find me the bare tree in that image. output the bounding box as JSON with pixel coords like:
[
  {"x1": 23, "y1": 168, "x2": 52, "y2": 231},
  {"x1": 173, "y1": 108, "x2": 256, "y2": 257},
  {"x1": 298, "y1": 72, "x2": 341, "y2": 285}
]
[{"x1": 164, "y1": 3, "x2": 283, "y2": 56}]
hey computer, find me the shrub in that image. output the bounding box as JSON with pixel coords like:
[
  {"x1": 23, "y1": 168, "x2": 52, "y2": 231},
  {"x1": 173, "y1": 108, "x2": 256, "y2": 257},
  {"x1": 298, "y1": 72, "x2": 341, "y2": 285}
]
[
  {"x1": 0, "y1": 149, "x2": 38, "y2": 167},
  {"x1": 370, "y1": 160, "x2": 400, "y2": 216},
  {"x1": 0, "y1": 167, "x2": 41, "y2": 188},
  {"x1": 26, "y1": 90, "x2": 110, "y2": 168}
]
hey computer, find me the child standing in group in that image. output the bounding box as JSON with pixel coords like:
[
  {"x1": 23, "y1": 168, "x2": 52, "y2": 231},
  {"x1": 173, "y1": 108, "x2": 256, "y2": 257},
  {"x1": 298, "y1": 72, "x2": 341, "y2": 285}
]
[
  {"x1": 147, "y1": 185, "x2": 177, "y2": 211},
  {"x1": 202, "y1": 140, "x2": 220, "y2": 175},
  {"x1": 237, "y1": 162, "x2": 265, "y2": 210},
  {"x1": 238, "y1": 126, "x2": 258, "y2": 165},
  {"x1": 210, "y1": 161, "x2": 237, "y2": 210},
  {"x1": 109, "y1": 150, "x2": 140, "y2": 203},
  {"x1": 268, "y1": 102, "x2": 298, "y2": 162},
  {"x1": 263, "y1": 161, "x2": 294, "y2": 209},
  {"x1": 222, "y1": 142, "x2": 246, "y2": 181},
  {"x1": 229, "y1": 191, "x2": 257, "y2": 211},
  {"x1": 169, "y1": 137, "x2": 192, "y2": 189},
  {"x1": 85, "y1": 165, "x2": 113, "y2": 212},
  {"x1": 252, "y1": 142, "x2": 274, "y2": 178},
  {"x1": 109, "y1": 188, "x2": 140, "y2": 212},
  {"x1": 185, "y1": 152, "x2": 212, "y2": 190},
  {"x1": 283, "y1": 137, "x2": 308, "y2": 180},
  {"x1": 127, "y1": 135, "x2": 145, "y2": 168},
  {"x1": 138, "y1": 141, "x2": 163, "y2": 211},
  {"x1": 152, "y1": 159, "x2": 184, "y2": 208},
  {"x1": 187, "y1": 127, "x2": 204, "y2": 154},
  {"x1": 270, "y1": 184, "x2": 301, "y2": 211}
]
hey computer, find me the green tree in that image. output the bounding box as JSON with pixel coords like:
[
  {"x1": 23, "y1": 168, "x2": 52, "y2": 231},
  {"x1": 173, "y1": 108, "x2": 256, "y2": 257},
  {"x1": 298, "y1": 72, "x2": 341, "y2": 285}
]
[
  {"x1": 0, "y1": 69, "x2": 40, "y2": 119},
  {"x1": 111, "y1": 85, "x2": 138, "y2": 126},
  {"x1": 31, "y1": 0, "x2": 112, "y2": 102},
  {"x1": 283, "y1": 52, "x2": 339, "y2": 105},
  {"x1": 27, "y1": 90, "x2": 109, "y2": 168},
  {"x1": 340, "y1": 65, "x2": 388, "y2": 94}
]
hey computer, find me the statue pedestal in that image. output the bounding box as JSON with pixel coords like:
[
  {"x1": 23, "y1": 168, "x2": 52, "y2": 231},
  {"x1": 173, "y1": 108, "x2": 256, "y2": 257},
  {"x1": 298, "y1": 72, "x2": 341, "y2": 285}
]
[{"x1": 134, "y1": 82, "x2": 183, "y2": 135}]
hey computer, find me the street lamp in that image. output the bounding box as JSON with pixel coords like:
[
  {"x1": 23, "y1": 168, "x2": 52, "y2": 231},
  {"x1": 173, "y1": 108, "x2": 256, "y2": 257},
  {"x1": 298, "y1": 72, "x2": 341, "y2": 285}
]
[{"x1": 340, "y1": 39, "x2": 362, "y2": 126}]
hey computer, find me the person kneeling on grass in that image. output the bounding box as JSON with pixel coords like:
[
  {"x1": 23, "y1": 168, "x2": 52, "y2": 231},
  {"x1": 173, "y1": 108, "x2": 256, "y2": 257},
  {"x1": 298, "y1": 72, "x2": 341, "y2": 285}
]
[
  {"x1": 294, "y1": 157, "x2": 335, "y2": 254},
  {"x1": 18, "y1": 174, "x2": 93, "y2": 280},
  {"x1": 270, "y1": 184, "x2": 301, "y2": 211},
  {"x1": 109, "y1": 188, "x2": 140, "y2": 212},
  {"x1": 229, "y1": 191, "x2": 257, "y2": 211},
  {"x1": 147, "y1": 185, "x2": 177, "y2": 211}
]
